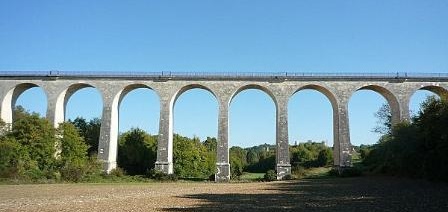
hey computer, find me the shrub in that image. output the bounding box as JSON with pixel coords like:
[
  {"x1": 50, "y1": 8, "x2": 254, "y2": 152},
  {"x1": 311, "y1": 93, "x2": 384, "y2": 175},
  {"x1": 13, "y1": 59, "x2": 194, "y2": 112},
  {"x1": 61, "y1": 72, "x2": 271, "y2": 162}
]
[
  {"x1": 109, "y1": 167, "x2": 126, "y2": 177},
  {"x1": 173, "y1": 134, "x2": 215, "y2": 178},
  {"x1": 147, "y1": 169, "x2": 178, "y2": 181},
  {"x1": 117, "y1": 128, "x2": 157, "y2": 175},
  {"x1": 61, "y1": 161, "x2": 87, "y2": 182},
  {"x1": 291, "y1": 165, "x2": 307, "y2": 179},
  {"x1": 329, "y1": 167, "x2": 362, "y2": 177},
  {"x1": 209, "y1": 174, "x2": 216, "y2": 181},
  {"x1": 0, "y1": 137, "x2": 24, "y2": 178},
  {"x1": 316, "y1": 148, "x2": 333, "y2": 167},
  {"x1": 283, "y1": 174, "x2": 294, "y2": 180},
  {"x1": 264, "y1": 169, "x2": 277, "y2": 181}
]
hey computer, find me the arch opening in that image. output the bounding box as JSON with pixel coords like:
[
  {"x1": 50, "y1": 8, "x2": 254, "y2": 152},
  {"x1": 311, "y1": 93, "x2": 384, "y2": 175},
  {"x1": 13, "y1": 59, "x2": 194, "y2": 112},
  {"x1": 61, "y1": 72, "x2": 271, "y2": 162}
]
[
  {"x1": 116, "y1": 85, "x2": 160, "y2": 175},
  {"x1": 288, "y1": 88, "x2": 334, "y2": 170},
  {"x1": 172, "y1": 86, "x2": 218, "y2": 179},
  {"x1": 230, "y1": 84, "x2": 277, "y2": 108},
  {"x1": 229, "y1": 88, "x2": 277, "y2": 178},
  {"x1": 1, "y1": 83, "x2": 48, "y2": 124},
  {"x1": 64, "y1": 85, "x2": 103, "y2": 156},
  {"x1": 409, "y1": 86, "x2": 447, "y2": 118},
  {"x1": 357, "y1": 85, "x2": 400, "y2": 125},
  {"x1": 348, "y1": 89, "x2": 391, "y2": 163},
  {"x1": 13, "y1": 85, "x2": 47, "y2": 118}
]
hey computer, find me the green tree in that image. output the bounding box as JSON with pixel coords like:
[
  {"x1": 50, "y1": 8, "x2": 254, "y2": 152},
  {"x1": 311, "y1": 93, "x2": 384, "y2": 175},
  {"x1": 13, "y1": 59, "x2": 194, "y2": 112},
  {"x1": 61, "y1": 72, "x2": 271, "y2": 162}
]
[
  {"x1": 117, "y1": 128, "x2": 157, "y2": 175},
  {"x1": 364, "y1": 96, "x2": 448, "y2": 182},
  {"x1": 290, "y1": 141, "x2": 333, "y2": 168},
  {"x1": 229, "y1": 146, "x2": 247, "y2": 178},
  {"x1": 373, "y1": 103, "x2": 392, "y2": 134},
  {"x1": 173, "y1": 135, "x2": 215, "y2": 178},
  {"x1": 246, "y1": 150, "x2": 259, "y2": 165},
  {"x1": 0, "y1": 136, "x2": 27, "y2": 178},
  {"x1": 12, "y1": 110, "x2": 57, "y2": 177},
  {"x1": 203, "y1": 137, "x2": 217, "y2": 152},
  {"x1": 58, "y1": 123, "x2": 89, "y2": 163},
  {"x1": 70, "y1": 117, "x2": 101, "y2": 156},
  {"x1": 57, "y1": 122, "x2": 90, "y2": 182},
  {"x1": 202, "y1": 137, "x2": 217, "y2": 178},
  {"x1": 316, "y1": 148, "x2": 333, "y2": 167}
]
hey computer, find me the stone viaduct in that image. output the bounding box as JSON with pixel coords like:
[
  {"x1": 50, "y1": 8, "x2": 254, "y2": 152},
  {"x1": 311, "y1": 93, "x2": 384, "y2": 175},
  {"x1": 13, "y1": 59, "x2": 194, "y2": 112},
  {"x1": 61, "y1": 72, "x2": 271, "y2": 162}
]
[{"x1": 1, "y1": 71, "x2": 447, "y2": 182}]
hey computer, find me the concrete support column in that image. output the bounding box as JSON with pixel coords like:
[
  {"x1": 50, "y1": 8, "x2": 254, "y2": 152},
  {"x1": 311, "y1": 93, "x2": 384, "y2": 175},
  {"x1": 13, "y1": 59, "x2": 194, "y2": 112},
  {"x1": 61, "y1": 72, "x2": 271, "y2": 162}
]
[
  {"x1": 98, "y1": 98, "x2": 119, "y2": 173},
  {"x1": 215, "y1": 100, "x2": 230, "y2": 182},
  {"x1": 276, "y1": 100, "x2": 291, "y2": 179},
  {"x1": 398, "y1": 97, "x2": 411, "y2": 123},
  {"x1": 155, "y1": 99, "x2": 173, "y2": 174},
  {"x1": 333, "y1": 101, "x2": 352, "y2": 168},
  {"x1": 46, "y1": 92, "x2": 65, "y2": 128}
]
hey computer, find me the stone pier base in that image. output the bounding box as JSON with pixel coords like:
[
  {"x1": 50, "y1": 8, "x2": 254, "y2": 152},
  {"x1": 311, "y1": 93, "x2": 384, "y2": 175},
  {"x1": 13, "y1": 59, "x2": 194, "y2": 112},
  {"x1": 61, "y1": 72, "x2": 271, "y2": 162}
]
[
  {"x1": 155, "y1": 161, "x2": 173, "y2": 174},
  {"x1": 101, "y1": 160, "x2": 117, "y2": 173},
  {"x1": 276, "y1": 164, "x2": 291, "y2": 180},
  {"x1": 215, "y1": 163, "x2": 230, "y2": 182}
]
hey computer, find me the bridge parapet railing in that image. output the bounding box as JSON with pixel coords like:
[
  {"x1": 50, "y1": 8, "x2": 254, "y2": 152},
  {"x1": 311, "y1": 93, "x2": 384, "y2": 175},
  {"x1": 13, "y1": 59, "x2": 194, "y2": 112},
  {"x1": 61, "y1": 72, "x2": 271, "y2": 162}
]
[{"x1": 0, "y1": 71, "x2": 447, "y2": 80}]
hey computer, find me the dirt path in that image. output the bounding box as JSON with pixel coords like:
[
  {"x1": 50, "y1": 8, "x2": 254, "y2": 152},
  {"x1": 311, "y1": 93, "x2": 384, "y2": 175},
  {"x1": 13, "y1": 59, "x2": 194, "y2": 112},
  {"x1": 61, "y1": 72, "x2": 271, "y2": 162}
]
[{"x1": 1, "y1": 176, "x2": 447, "y2": 212}]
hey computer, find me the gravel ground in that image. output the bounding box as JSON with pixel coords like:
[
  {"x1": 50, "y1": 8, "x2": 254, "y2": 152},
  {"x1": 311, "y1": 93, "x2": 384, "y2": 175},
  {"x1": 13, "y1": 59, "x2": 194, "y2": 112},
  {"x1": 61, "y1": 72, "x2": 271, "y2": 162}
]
[{"x1": 0, "y1": 176, "x2": 447, "y2": 212}]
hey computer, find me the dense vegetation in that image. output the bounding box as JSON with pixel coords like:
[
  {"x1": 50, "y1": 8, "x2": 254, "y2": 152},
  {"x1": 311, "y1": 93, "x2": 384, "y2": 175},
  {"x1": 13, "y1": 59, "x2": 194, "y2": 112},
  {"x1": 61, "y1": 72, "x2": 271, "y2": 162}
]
[
  {"x1": 117, "y1": 128, "x2": 157, "y2": 176},
  {"x1": 229, "y1": 142, "x2": 333, "y2": 179},
  {"x1": 0, "y1": 107, "x2": 99, "y2": 182},
  {"x1": 362, "y1": 97, "x2": 448, "y2": 182},
  {"x1": 69, "y1": 117, "x2": 101, "y2": 156},
  {"x1": 0, "y1": 107, "x2": 332, "y2": 182}
]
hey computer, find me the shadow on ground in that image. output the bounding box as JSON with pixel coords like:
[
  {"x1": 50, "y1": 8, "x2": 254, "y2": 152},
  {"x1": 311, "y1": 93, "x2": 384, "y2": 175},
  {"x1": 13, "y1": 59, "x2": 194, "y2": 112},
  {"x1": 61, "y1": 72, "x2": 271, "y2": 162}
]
[{"x1": 163, "y1": 176, "x2": 448, "y2": 212}]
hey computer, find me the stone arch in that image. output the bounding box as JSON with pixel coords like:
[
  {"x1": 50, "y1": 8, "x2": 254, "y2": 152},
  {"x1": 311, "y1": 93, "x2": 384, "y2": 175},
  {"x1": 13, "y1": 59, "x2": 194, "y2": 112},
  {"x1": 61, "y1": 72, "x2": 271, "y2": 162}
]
[
  {"x1": 54, "y1": 83, "x2": 103, "y2": 126},
  {"x1": 108, "y1": 83, "x2": 161, "y2": 174},
  {"x1": 408, "y1": 85, "x2": 448, "y2": 116},
  {"x1": 289, "y1": 84, "x2": 340, "y2": 167},
  {"x1": 412, "y1": 85, "x2": 448, "y2": 100},
  {"x1": 114, "y1": 83, "x2": 161, "y2": 109},
  {"x1": 290, "y1": 84, "x2": 339, "y2": 113},
  {"x1": 229, "y1": 84, "x2": 278, "y2": 109},
  {"x1": 171, "y1": 84, "x2": 218, "y2": 109},
  {"x1": 169, "y1": 83, "x2": 219, "y2": 139},
  {"x1": 110, "y1": 83, "x2": 161, "y2": 134},
  {"x1": 351, "y1": 84, "x2": 401, "y2": 125},
  {"x1": 169, "y1": 83, "x2": 220, "y2": 177},
  {"x1": 1, "y1": 83, "x2": 48, "y2": 124},
  {"x1": 288, "y1": 84, "x2": 339, "y2": 145},
  {"x1": 228, "y1": 84, "x2": 278, "y2": 169}
]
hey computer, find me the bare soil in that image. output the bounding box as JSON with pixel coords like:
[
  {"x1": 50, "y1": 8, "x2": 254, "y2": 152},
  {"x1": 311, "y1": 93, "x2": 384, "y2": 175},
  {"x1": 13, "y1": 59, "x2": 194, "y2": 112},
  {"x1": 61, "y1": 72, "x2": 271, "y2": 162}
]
[{"x1": 1, "y1": 176, "x2": 447, "y2": 212}]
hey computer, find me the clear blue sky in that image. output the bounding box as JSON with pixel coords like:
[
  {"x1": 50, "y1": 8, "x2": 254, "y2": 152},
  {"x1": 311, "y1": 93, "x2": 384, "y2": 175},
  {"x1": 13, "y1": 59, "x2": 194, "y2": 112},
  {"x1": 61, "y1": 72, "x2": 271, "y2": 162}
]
[{"x1": 2, "y1": 0, "x2": 447, "y2": 147}]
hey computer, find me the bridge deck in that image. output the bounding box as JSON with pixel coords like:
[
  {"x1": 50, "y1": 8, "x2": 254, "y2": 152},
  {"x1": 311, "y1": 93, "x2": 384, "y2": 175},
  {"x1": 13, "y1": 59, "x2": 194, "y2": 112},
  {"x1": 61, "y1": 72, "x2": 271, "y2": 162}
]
[{"x1": 0, "y1": 71, "x2": 447, "y2": 81}]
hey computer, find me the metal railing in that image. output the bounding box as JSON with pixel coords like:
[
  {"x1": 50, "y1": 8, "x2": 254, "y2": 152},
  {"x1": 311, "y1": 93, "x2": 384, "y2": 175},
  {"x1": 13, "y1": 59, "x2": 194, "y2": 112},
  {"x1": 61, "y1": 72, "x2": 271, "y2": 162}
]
[{"x1": 0, "y1": 71, "x2": 447, "y2": 80}]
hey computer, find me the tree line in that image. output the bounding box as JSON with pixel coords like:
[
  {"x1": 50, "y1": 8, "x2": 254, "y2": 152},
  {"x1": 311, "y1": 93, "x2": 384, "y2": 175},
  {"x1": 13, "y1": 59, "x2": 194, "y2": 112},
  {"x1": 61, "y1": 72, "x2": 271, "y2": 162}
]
[
  {"x1": 361, "y1": 97, "x2": 448, "y2": 182},
  {"x1": 0, "y1": 106, "x2": 99, "y2": 182},
  {"x1": 0, "y1": 106, "x2": 333, "y2": 182}
]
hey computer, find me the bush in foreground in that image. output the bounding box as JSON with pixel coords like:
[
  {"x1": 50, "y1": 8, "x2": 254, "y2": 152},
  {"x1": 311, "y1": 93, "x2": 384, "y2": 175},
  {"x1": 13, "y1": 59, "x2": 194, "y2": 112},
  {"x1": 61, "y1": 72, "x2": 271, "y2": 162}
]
[
  {"x1": 264, "y1": 169, "x2": 277, "y2": 181},
  {"x1": 147, "y1": 169, "x2": 178, "y2": 181},
  {"x1": 329, "y1": 167, "x2": 362, "y2": 177}
]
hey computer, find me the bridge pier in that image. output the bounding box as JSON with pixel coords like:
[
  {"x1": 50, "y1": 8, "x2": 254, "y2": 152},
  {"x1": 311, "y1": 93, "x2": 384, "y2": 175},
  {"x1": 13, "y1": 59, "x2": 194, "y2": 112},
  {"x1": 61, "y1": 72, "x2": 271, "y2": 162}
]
[
  {"x1": 276, "y1": 99, "x2": 291, "y2": 179},
  {"x1": 155, "y1": 99, "x2": 174, "y2": 174},
  {"x1": 334, "y1": 101, "x2": 352, "y2": 168},
  {"x1": 216, "y1": 100, "x2": 230, "y2": 182},
  {"x1": 46, "y1": 90, "x2": 65, "y2": 128},
  {"x1": 98, "y1": 99, "x2": 118, "y2": 173}
]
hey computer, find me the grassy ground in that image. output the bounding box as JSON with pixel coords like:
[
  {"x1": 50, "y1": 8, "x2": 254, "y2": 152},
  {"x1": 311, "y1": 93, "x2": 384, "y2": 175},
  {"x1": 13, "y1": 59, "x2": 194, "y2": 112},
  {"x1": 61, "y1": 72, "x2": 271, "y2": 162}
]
[
  {"x1": 1, "y1": 176, "x2": 447, "y2": 211},
  {"x1": 240, "y1": 172, "x2": 265, "y2": 180},
  {"x1": 300, "y1": 167, "x2": 333, "y2": 178},
  {"x1": 239, "y1": 166, "x2": 334, "y2": 181}
]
